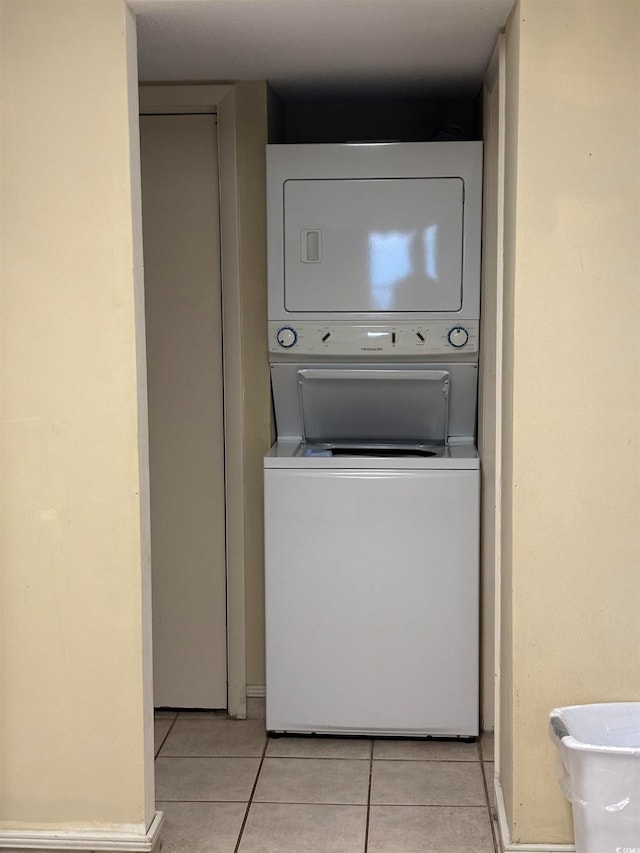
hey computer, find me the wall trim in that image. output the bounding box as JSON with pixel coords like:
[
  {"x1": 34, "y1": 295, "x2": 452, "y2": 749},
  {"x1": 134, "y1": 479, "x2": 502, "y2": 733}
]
[
  {"x1": 246, "y1": 684, "x2": 266, "y2": 698},
  {"x1": 493, "y1": 29, "x2": 506, "y2": 778},
  {"x1": 483, "y1": 29, "x2": 507, "y2": 775},
  {"x1": 127, "y1": 13, "x2": 157, "y2": 829},
  {"x1": 138, "y1": 83, "x2": 227, "y2": 114},
  {"x1": 0, "y1": 812, "x2": 164, "y2": 852},
  {"x1": 495, "y1": 779, "x2": 574, "y2": 853}
]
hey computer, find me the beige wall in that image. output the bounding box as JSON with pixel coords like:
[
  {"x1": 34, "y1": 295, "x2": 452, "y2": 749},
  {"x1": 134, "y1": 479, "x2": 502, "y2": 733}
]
[
  {"x1": 0, "y1": 0, "x2": 153, "y2": 833},
  {"x1": 500, "y1": 0, "x2": 640, "y2": 842}
]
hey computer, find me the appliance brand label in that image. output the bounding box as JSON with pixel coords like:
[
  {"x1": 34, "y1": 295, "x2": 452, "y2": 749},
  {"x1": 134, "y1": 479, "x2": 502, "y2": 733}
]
[{"x1": 361, "y1": 346, "x2": 383, "y2": 351}]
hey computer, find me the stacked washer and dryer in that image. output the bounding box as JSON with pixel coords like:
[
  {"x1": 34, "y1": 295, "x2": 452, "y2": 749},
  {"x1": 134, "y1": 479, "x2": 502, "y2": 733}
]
[{"x1": 264, "y1": 142, "x2": 483, "y2": 738}]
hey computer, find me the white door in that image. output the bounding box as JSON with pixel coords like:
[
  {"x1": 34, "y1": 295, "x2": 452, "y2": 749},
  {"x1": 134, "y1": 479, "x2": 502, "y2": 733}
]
[{"x1": 140, "y1": 113, "x2": 227, "y2": 709}]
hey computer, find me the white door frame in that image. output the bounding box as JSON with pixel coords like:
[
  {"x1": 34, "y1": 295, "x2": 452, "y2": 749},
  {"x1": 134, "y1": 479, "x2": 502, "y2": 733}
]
[
  {"x1": 482, "y1": 34, "x2": 506, "y2": 767},
  {"x1": 483, "y1": 33, "x2": 515, "y2": 849},
  {"x1": 139, "y1": 84, "x2": 247, "y2": 720}
]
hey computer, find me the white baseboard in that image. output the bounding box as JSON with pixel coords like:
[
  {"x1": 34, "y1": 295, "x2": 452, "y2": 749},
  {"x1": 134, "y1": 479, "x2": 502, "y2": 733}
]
[
  {"x1": 246, "y1": 684, "x2": 265, "y2": 698},
  {"x1": 0, "y1": 812, "x2": 164, "y2": 852},
  {"x1": 494, "y1": 778, "x2": 575, "y2": 853}
]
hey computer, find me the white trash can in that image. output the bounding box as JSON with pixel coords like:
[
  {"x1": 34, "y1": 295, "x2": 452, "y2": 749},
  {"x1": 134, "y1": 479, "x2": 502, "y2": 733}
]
[{"x1": 550, "y1": 703, "x2": 640, "y2": 853}]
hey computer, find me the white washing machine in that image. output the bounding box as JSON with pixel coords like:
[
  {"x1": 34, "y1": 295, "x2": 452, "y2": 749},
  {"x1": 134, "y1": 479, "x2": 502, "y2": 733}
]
[
  {"x1": 264, "y1": 363, "x2": 479, "y2": 737},
  {"x1": 264, "y1": 142, "x2": 483, "y2": 738}
]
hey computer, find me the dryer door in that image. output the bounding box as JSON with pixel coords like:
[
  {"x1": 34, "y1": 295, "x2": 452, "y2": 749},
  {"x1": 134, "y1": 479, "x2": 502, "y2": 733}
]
[{"x1": 283, "y1": 177, "x2": 464, "y2": 313}]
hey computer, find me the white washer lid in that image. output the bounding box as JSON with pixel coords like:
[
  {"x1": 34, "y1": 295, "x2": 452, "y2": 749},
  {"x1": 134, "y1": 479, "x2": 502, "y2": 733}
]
[{"x1": 297, "y1": 368, "x2": 450, "y2": 444}]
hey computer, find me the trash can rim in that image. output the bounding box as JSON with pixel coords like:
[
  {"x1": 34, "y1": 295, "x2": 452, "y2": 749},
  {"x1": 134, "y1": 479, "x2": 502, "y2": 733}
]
[
  {"x1": 555, "y1": 734, "x2": 640, "y2": 756},
  {"x1": 550, "y1": 704, "x2": 640, "y2": 757}
]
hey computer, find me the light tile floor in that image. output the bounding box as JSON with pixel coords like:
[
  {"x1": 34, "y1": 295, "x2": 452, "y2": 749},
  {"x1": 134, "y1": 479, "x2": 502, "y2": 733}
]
[{"x1": 155, "y1": 703, "x2": 498, "y2": 853}]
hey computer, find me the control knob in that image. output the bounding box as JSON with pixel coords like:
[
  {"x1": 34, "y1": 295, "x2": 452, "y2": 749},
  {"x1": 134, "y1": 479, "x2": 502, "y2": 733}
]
[
  {"x1": 448, "y1": 326, "x2": 469, "y2": 348},
  {"x1": 276, "y1": 326, "x2": 298, "y2": 349}
]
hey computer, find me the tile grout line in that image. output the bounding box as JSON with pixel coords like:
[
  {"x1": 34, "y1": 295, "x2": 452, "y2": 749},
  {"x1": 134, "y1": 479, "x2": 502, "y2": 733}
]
[
  {"x1": 156, "y1": 753, "x2": 273, "y2": 759},
  {"x1": 153, "y1": 798, "x2": 252, "y2": 804},
  {"x1": 358, "y1": 803, "x2": 490, "y2": 809},
  {"x1": 233, "y1": 733, "x2": 269, "y2": 853},
  {"x1": 256, "y1": 755, "x2": 372, "y2": 762},
  {"x1": 154, "y1": 712, "x2": 179, "y2": 758},
  {"x1": 479, "y1": 750, "x2": 500, "y2": 853},
  {"x1": 251, "y1": 801, "x2": 488, "y2": 808},
  {"x1": 363, "y1": 740, "x2": 374, "y2": 852}
]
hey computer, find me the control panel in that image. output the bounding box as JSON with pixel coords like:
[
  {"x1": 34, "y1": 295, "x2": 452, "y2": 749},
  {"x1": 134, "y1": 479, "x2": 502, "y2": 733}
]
[{"x1": 268, "y1": 320, "x2": 479, "y2": 357}]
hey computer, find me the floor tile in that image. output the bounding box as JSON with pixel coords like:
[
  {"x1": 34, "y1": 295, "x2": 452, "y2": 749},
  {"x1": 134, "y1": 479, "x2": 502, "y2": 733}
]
[
  {"x1": 156, "y1": 801, "x2": 246, "y2": 852},
  {"x1": 481, "y1": 731, "x2": 494, "y2": 762},
  {"x1": 483, "y1": 761, "x2": 497, "y2": 812},
  {"x1": 154, "y1": 718, "x2": 174, "y2": 756},
  {"x1": 254, "y1": 757, "x2": 370, "y2": 805},
  {"x1": 371, "y1": 760, "x2": 486, "y2": 806},
  {"x1": 373, "y1": 738, "x2": 479, "y2": 762},
  {"x1": 159, "y1": 716, "x2": 266, "y2": 757},
  {"x1": 155, "y1": 756, "x2": 260, "y2": 802},
  {"x1": 238, "y1": 802, "x2": 367, "y2": 853},
  {"x1": 267, "y1": 736, "x2": 371, "y2": 759},
  {"x1": 483, "y1": 762, "x2": 501, "y2": 853},
  {"x1": 368, "y1": 805, "x2": 495, "y2": 853},
  {"x1": 247, "y1": 697, "x2": 266, "y2": 720}
]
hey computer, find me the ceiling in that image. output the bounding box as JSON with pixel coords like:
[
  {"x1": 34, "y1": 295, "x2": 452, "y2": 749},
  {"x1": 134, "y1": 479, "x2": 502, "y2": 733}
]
[{"x1": 131, "y1": 0, "x2": 515, "y2": 98}]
